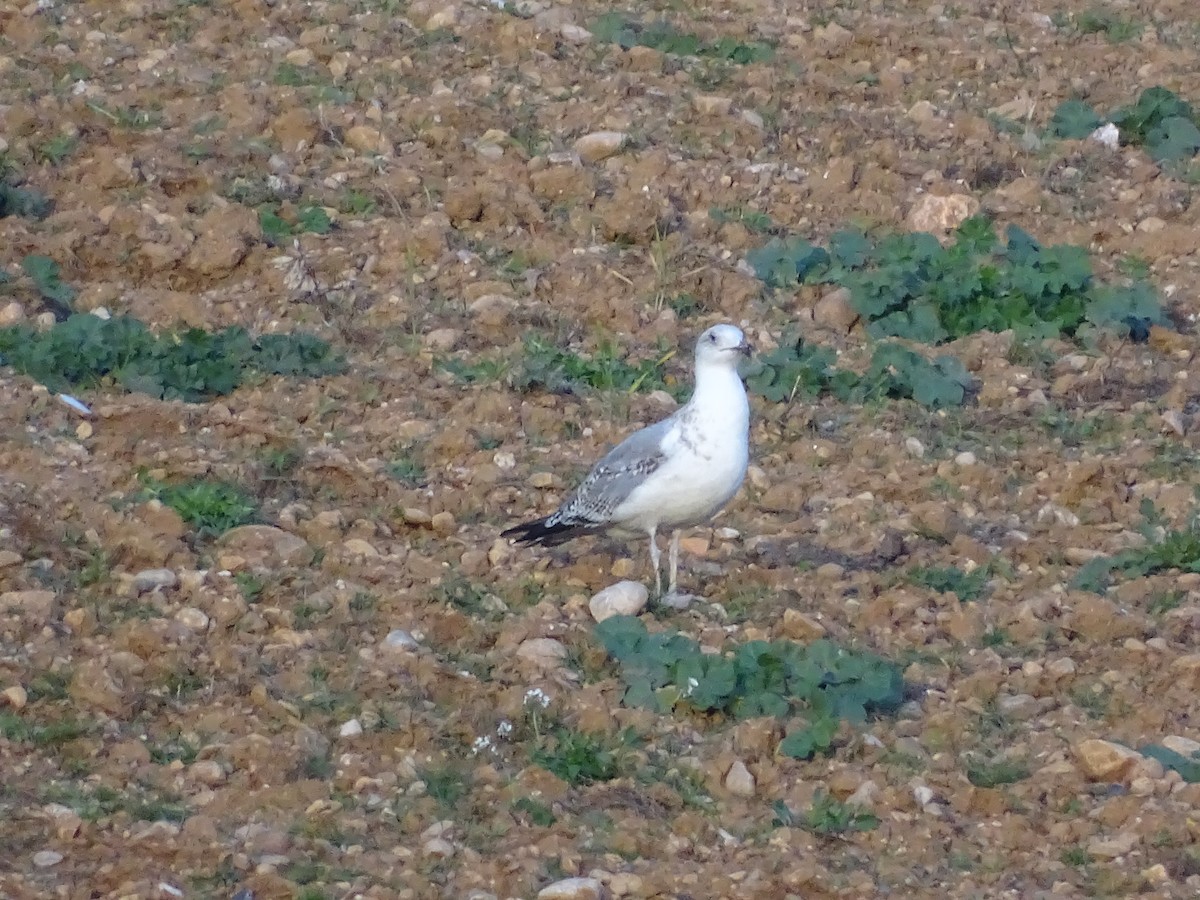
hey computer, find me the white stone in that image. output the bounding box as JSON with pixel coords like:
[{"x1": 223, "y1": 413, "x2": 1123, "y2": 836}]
[
  {"x1": 537, "y1": 877, "x2": 605, "y2": 900},
  {"x1": 588, "y1": 580, "x2": 649, "y2": 622}
]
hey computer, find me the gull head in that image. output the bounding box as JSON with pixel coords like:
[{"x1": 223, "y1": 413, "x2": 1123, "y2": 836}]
[{"x1": 695, "y1": 323, "x2": 753, "y2": 367}]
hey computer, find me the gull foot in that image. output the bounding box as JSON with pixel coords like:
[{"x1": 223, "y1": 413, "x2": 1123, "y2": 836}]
[{"x1": 659, "y1": 590, "x2": 702, "y2": 610}]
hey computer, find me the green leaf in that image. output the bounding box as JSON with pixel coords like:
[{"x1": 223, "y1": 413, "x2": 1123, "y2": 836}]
[
  {"x1": 779, "y1": 716, "x2": 838, "y2": 760},
  {"x1": 594, "y1": 615, "x2": 650, "y2": 660},
  {"x1": 1048, "y1": 100, "x2": 1103, "y2": 139},
  {"x1": 21, "y1": 254, "x2": 76, "y2": 309},
  {"x1": 258, "y1": 206, "x2": 292, "y2": 243},
  {"x1": 1145, "y1": 116, "x2": 1200, "y2": 162},
  {"x1": 1110, "y1": 86, "x2": 1194, "y2": 141},
  {"x1": 1139, "y1": 744, "x2": 1200, "y2": 782},
  {"x1": 828, "y1": 229, "x2": 871, "y2": 267},
  {"x1": 0, "y1": 182, "x2": 53, "y2": 219},
  {"x1": 745, "y1": 236, "x2": 829, "y2": 287},
  {"x1": 296, "y1": 204, "x2": 333, "y2": 234}
]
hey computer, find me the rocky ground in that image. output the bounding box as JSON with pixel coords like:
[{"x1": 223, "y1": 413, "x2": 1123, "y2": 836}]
[{"x1": 3, "y1": 0, "x2": 1200, "y2": 897}]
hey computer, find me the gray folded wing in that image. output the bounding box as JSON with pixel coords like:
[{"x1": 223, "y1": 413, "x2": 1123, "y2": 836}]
[{"x1": 545, "y1": 417, "x2": 672, "y2": 529}]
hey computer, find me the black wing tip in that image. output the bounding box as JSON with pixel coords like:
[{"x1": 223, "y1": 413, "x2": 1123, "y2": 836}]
[{"x1": 502, "y1": 518, "x2": 591, "y2": 547}]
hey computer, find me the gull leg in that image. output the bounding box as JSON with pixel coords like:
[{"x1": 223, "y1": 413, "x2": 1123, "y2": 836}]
[
  {"x1": 647, "y1": 526, "x2": 661, "y2": 596},
  {"x1": 661, "y1": 529, "x2": 701, "y2": 610},
  {"x1": 668, "y1": 530, "x2": 680, "y2": 595}
]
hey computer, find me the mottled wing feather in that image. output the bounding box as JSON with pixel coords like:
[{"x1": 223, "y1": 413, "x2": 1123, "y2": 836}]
[{"x1": 546, "y1": 451, "x2": 664, "y2": 528}]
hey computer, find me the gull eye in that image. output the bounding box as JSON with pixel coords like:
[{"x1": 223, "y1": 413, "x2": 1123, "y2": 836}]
[{"x1": 708, "y1": 333, "x2": 717, "y2": 342}]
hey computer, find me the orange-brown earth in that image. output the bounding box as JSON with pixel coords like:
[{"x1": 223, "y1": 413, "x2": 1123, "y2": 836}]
[{"x1": 3, "y1": 0, "x2": 1200, "y2": 897}]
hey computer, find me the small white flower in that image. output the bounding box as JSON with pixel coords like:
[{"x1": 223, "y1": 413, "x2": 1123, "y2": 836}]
[
  {"x1": 471, "y1": 735, "x2": 492, "y2": 755},
  {"x1": 497, "y1": 720, "x2": 513, "y2": 738},
  {"x1": 523, "y1": 688, "x2": 551, "y2": 709},
  {"x1": 683, "y1": 677, "x2": 699, "y2": 698}
]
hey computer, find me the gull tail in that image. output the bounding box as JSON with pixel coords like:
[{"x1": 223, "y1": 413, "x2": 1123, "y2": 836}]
[{"x1": 502, "y1": 516, "x2": 594, "y2": 547}]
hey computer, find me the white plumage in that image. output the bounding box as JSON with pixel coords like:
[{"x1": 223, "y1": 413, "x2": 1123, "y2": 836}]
[{"x1": 503, "y1": 323, "x2": 753, "y2": 600}]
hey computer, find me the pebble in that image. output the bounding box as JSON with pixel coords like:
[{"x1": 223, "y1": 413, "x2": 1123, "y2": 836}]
[
  {"x1": 1162, "y1": 735, "x2": 1200, "y2": 757},
  {"x1": 32, "y1": 850, "x2": 63, "y2": 868},
  {"x1": 904, "y1": 437, "x2": 925, "y2": 458},
  {"x1": 430, "y1": 511, "x2": 456, "y2": 536},
  {"x1": 516, "y1": 637, "x2": 569, "y2": 669},
  {"x1": 845, "y1": 779, "x2": 878, "y2": 809},
  {"x1": 573, "y1": 131, "x2": 626, "y2": 163},
  {"x1": 133, "y1": 568, "x2": 178, "y2": 594},
  {"x1": 174, "y1": 607, "x2": 210, "y2": 632},
  {"x1": 589, "y1": 581, "x2": 649, "y2": 622},
  {"x1": 781, "y1": 608, "x2": 827, "y2": 642},
  {"x1": 692, "y1": 93, "x2": 732, "y2": 115},
  {"x1": 560, "y1": 24, "x2": 592, "y2": 44},
  {"x1": 0, "y1": 300, "x2": 24, "y2": 326},
  {"x1": 339, "y1": 718, "x2": 364, "y2": 739},
  {"x1": 189, "y1": 759, "x2": 226, "y2": 786},
  {"x1": 813, "y1": 286, "x2": 857, "y2": 332},
  {"x1": 907, "y1": 193, "x2": 979, "y2": 234},
  {"x1": 468, "y1": 293, "x2": 516, "y2": 326},
  {"x1": 343, "y1": 538, "x2": 380, "y2": 557},
  {"x1": 954, "y1": 451, "x2": 977, "y2": 466},
  {"x1": 538, "y1": 877, "x2": 605, "y2": 900},
  {"x1": 1074, "y1": 739, "x2": 1142, "y2": 781},
  {"x1": 384, "y1": 629, "x2": 420, "y2": 651},
  {"x1": 724, "y1": 759, "x2": 756, "y2": 797},
  {"x1": 423, "y1": 837, "x2": 455, "y2": 857},
  {"x1": 1087, "y1": 831, "x2": 1139, "y2": 860},
  {"x1": 3, "y1": 685, "x2": 28, "y2": 709},
  {"x1": 997, "y1": 693, "x2": 1037, "y2": 720},
  {"x1": 913, "y1": 784, "x2": 935, "y2": 807}
]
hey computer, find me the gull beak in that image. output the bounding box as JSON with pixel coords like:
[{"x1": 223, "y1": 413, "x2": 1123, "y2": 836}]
[{"x1": 737, "y1": 340, "x2": 754, "y2": 358}]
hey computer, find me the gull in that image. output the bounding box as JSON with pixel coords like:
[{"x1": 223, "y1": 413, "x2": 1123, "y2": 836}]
[{"x1": 502, "y1": 323, "x2": 753, "y2": 604}]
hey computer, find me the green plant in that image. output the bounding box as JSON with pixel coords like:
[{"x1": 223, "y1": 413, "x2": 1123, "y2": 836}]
[
  {"x1": 1071, "y1": 6, "x2": 1144, "y2": 43},
  {"x1": 591, "y1": 14, "x2": 774, "y2": 64},
  {"x1": 1073, "y1": 499, "x2": 1200, "y2": 592},
  {"x1": 772, "y1": 791, "x2": 879, "y2": 834},
  {"x1": 87, "y1": 101, "x2": 164, "y2": 130},
  {"x1": 515, "y1": 334, "x2": 675, "y2": 396},
  {"x1": 421, "y1": 764, "x2": 469, "y2": 808},
  {"x1": 433, "y1": 573, "x2": 501, "y2": 618},
  {"x1": 0, "y1": 714, "x2": 91, "y2": 746},
  {"x1": 1140, "y1": 743, "x2": 1200, "y2": 782},
  {"x1": 147, "y1": 735, "x2": 200, "y2": 765},
  {"x1": 386, "y1": 449, "x2": 426, "y2": 486},
  {"x1": 908, "y1": 564, "x2": 989, "y2": 601},
  {"x1": 1061, "y1": 845, "x2": 1089, "y2": 867},
  {"x1": 259, "y1": 202, "x2": 333, "y2": 243},
  {"x1": 1047, "y1": 86, "x2": 1200, "y2": 163},
  {"x1": 34, "y1": 134, "x2": 77, "y2": 166},
  {"x1": 0, "y1": 314, "x2": 345, "y2": 399},
  {"x1": 21, "y1": 254, "x2": 76, "y2": 312},
  {"x1": 139, "y1": 476, "x2": 258, "y2": 537},
  {"x1": 744, "y1": 335, "x2": 971, "y2": 410},
  {"x1": 709, "y1": 205, "x2": 775, "y2": 233},
  {"x1": 233, "y1": 571, "x2": 266, "y2": 603},
  {"x1": 40, "y1": 781, "x2": 186, "y2": 822},
  {"x1": 965, "y1": 756, "x2": 1030, "y2": 787},
  {"x1": 1111, "y1": 87, "x2": 1200, "y2": 163},
  {"x1": 742, "y1": 337, "x2": 851, "y2": 404},
  {"x1": 338, "y1": 188, "x2": 377, "y2": 216},
  {"x1": 531, "y1": 726, "x2": 631, "y2": 785},
  {"x1": 747, "y1": 217, "x2": 1164, "y2": 343},
  {"x1": 0, "y1": 177, "x2": 53, "y2": 219},
  {"x1": 511, "y1": 796, "x2": 556, "y2": 826},
  {"x1": 594, "y1": 616, "x2": 904, "y2": 759}
]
